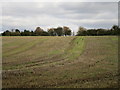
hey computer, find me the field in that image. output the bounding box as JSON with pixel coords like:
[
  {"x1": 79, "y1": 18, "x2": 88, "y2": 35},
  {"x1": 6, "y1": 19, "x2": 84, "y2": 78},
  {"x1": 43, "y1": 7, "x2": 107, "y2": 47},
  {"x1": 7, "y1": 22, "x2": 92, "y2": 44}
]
[{"x1": 2, "y1": 36, "x2": 118, "y2": 88}]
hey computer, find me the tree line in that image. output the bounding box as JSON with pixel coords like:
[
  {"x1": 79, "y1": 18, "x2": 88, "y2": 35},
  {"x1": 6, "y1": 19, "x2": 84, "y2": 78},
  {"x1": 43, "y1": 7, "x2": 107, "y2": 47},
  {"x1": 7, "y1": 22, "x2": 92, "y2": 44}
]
[
  {"x1": 2, "y1": 25, "x2": 120, "y2": 36},
  {"x1": 76, "y1": 25, "x2": 120, "y2": 36},
  {"x1": 2, "y1": 26, "x2": 72, "y2": 36}
]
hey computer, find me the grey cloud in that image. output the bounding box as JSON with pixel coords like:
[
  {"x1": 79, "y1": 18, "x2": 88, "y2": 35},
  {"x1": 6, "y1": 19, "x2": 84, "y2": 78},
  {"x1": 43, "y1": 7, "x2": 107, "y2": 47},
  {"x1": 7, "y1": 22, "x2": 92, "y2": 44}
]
[{"x1": 2, "y1": 2, "x2": 118, "y2": 32}]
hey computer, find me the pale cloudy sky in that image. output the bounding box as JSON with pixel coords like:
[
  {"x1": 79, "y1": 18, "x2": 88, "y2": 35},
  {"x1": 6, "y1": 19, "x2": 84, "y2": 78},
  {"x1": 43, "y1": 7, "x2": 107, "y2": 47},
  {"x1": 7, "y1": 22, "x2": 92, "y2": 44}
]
[{"x1": 0, "y1": 0, "x2": 119, "y2": 33}]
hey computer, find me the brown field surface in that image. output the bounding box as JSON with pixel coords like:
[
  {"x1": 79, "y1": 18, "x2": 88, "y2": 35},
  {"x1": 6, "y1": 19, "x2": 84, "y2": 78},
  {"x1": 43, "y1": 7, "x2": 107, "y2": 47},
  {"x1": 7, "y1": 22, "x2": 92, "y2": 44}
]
[{"x1": 2, "y1": 36, "x2": 118, "y2": 88}]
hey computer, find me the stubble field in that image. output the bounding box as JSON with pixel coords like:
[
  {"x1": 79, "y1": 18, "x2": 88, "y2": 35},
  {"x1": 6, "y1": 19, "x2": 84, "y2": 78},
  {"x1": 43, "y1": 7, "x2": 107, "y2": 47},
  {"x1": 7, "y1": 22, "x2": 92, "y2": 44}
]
[{"x1": 2, "y1": 36, "x2": 118, "y2": 88}]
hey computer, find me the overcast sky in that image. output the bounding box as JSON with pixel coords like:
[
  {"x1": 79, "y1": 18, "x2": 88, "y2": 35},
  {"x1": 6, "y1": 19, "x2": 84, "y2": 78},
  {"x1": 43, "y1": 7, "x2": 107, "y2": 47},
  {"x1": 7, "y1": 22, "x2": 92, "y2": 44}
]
[{"x1": 1, "y1": 1, "x2": 118, "y2": 33}]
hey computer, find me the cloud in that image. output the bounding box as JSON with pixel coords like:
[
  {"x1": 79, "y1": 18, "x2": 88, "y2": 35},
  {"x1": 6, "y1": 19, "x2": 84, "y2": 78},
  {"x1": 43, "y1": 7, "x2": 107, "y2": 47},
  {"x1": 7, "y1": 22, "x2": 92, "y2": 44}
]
[{"x1": 1, "y1": 2, "x2": 118, "y2": 33}]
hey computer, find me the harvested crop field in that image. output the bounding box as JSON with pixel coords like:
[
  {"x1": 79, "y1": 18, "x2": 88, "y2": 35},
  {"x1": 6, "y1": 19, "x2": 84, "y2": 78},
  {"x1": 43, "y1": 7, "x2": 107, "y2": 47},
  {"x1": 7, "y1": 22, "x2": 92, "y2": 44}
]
[{"x1": 2, "y1": 36, "x2": 118, "y2": 88}]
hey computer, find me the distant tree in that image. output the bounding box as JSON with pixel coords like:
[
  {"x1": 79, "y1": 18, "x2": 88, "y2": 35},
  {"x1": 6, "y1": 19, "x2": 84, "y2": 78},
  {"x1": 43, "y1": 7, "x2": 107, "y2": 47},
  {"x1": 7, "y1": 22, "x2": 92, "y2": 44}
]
[
  {"x1": 48, "y1": 28, "x2": 56, "y2": 36},
  {"x1": 2, "y1": 30, "x2": 11, "y2": 36},
  {"x1": 34, "y1": 27, "x2": 44, "y2": 36},
  {"x1": 41, "y1": 31, "x2": 49, "y2": 36},
  {"x1": 10, "y1": 32, "x2": 17, "y2": 36},
  {"x1": 111, "y1": 25, "x2": 119, "y2": 35},
  {"x1": 76, "y1": 26, "x2": 87, "y2": 36},
  {"x1": 54, "y1": 27, "x2": 63, "y2": 36},
  {"x1": 87, "y1": 29, "x2": 97, "y2": 36},
  {"x1": 15, "y1": 29, "x2": 21, "y2": 36},
  {"x1": 15, "y1": 29, "x2": 20, "y2": 33},
  {"x1": 112, "y1": 25, "x2": 119, "y2": 30},
  {"x1": 30, "y1": 31, "x2": 35, "y2": 36},
  {"x1": 97, "y1": 29, "x2": 106, "y2": 36},
  {"x1": 63, "y1": 26, "x2": 71, "y2": 36},
  {"x1": 21, "y1": 30, "x2": 31, "y2": 36},
  {"x1": 105, "y1": 29, "x2": 112, "y2": 35}
]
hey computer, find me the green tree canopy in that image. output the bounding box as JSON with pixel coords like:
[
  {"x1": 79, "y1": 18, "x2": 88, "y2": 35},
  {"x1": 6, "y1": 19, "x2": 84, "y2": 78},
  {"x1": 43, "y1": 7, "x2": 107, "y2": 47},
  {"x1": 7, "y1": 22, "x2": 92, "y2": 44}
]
[{"x1": 63, "y1": 26, "x2": 72, "y2": 36}]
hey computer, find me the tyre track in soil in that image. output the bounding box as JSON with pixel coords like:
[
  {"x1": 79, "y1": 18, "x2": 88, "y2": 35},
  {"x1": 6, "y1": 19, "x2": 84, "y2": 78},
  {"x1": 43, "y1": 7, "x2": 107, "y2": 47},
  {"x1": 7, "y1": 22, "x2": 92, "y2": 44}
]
[
  {"x1": 2, "y1": 54, "x2": 67, "y2": 72},
  {"x1": 3, "y1": 39, "x2": 47, "y2": 57},
  {"x1": 2, "y1": 39, "x2": 48, "y2": 68},
  {"x1": 73, "y1": 37, "x2": 112, "y2": 67},
  {"x1": 58, "y1": 37, "x2": 106, "y2": 68},
  {"x1": 3, "y1": 36, "x2": 118, "y2": 88},
  {"x1": 2, "y1": 37, "x2": 109, "y2": 72},
  {"x1": 39, "y1": 37, "x2": 118, "y2": 88},
  {"x1": 3, "y1": 37, "x2": 78, "y2": 72}
]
